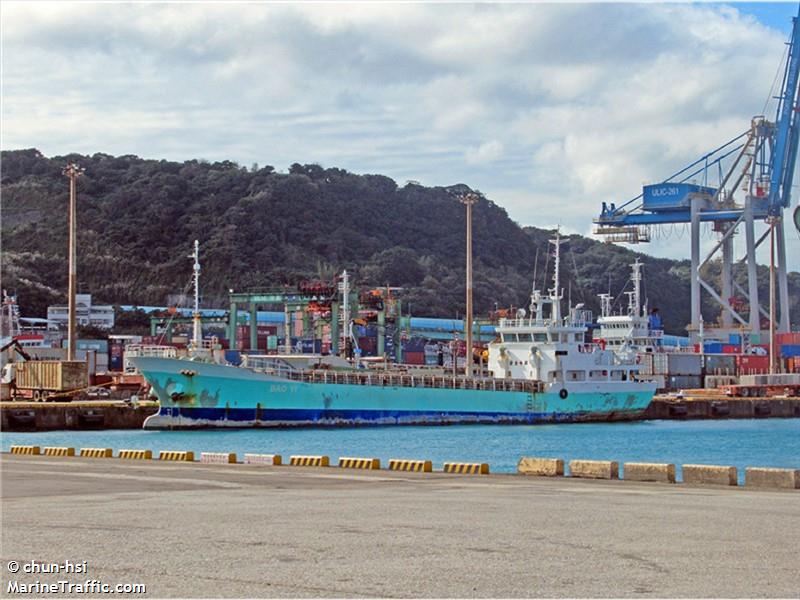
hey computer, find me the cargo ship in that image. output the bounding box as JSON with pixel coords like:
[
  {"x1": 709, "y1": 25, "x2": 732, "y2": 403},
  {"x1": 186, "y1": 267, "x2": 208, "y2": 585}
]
[{"x1": 138, "y1": 235, "x2": 657, "y2": 429}]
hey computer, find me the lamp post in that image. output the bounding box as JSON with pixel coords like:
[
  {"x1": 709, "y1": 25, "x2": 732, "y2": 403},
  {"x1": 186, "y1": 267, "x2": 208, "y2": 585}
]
[
  {"x1": 62, "y1": 163, "x2": 84, "y2": 361},
  {"x1": 460, "y1": 193, "x2": 479, "y2": 377}
]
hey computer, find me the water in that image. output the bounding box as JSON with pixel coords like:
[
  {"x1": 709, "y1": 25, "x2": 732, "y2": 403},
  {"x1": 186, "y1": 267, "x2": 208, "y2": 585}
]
[{"x1": 3, "y1": 419, "x2": 798, "y2": 483}]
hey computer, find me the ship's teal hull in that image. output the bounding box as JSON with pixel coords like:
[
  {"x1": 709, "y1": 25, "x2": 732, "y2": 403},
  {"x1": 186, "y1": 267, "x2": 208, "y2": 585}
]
[{"x1": 135, "y1": 357, "x2": 655, "y2": 429}]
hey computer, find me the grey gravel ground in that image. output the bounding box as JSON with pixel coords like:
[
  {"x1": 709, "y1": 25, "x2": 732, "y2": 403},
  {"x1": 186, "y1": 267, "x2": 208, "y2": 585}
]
[{"x1": 1, "y1": 454, "x2": 798, "y2": 598}]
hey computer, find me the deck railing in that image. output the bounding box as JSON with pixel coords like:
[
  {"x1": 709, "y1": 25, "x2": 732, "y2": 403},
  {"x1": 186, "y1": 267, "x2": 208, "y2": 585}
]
[{"x1": 267, "y1": 369, "x2": 545, "y2": 394}]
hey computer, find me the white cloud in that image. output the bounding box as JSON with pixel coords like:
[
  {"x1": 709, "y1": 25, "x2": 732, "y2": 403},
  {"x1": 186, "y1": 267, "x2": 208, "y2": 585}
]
[
  {"x1": 2, "y1": 1, "x2": 798, "y2": 273},
  {"x1": 465, "y1": 140, "x2": 504, "y2": 165}
]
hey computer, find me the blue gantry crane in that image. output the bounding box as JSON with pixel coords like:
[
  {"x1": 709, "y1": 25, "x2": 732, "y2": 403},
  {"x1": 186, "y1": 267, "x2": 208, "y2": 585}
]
[{"x1": 594, "y1": 4, "x2": 800, "y2": 338}]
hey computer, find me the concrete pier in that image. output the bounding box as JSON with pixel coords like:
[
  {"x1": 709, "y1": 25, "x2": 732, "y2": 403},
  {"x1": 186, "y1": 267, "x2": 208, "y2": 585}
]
[
  {"x1": 0, "y1": 401, "x2": 158, "y2": 431},
  {"x1": 1, "y1": 455, "x2": 797, "y2": 598},
  {"x1": 644, "y1": 395, "x2": 800, "y2": 419}
]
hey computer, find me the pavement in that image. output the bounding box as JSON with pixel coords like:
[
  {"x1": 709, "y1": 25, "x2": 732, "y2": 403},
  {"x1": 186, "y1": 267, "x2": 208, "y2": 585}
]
[{"x1": 1, "y1": 455, "x2": 798, "y2": 598}]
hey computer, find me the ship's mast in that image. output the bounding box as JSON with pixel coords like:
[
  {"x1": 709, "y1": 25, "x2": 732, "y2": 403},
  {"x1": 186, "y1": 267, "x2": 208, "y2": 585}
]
[
  {"x1": 548, "y1": 232, "x2": 563, "y2": 324},
  {"x1": 598, "y1": 293, "x2": 612, "y2": 318},
  {"x1": 191, "y1": 240, "x2": 202, "y2": 350},
  {"x1": 629, "y1": 259, "x2": 642, "y2": 317},
  {"x1": 340, "y1": 270, "x2": 350, "y2": 355}
]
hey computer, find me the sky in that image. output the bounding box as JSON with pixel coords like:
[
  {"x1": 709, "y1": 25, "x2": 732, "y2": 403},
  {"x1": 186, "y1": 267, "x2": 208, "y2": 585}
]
[{"x1": 3, "y1": 1, "x2": 800, "y2": 272}]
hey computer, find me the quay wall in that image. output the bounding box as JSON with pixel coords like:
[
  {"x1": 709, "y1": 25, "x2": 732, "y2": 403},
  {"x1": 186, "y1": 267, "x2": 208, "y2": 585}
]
[
  {"x1": 644, "y1": 396, "x2": 800, "y2": 419},
  {"x1": 1, "y1": 396, "x2": 798, "y2": 432},
  {"x1": 0, "y1": 401, "x2": 158, "y2": 431}
]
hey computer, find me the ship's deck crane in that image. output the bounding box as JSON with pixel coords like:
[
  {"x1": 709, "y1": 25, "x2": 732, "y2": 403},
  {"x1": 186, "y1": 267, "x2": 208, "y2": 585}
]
[{"x1": 594, "y1": 4, "x2": 800, "y2": 338}]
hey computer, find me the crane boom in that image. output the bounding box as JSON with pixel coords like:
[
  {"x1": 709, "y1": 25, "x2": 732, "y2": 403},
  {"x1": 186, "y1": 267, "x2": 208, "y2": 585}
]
[{"x1": 768, "y1": 3, "x2": 800, "y2": 215}]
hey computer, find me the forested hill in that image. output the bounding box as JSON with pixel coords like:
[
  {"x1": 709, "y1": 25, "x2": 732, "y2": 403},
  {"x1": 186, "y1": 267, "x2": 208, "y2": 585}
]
[{"x1": 2, "y1": 148, "x2": 798, "y2": 334}]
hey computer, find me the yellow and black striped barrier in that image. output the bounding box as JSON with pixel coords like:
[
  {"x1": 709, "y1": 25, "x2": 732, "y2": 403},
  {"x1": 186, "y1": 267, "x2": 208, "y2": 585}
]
[
  {"x1": 43, "y1": 447, "x2": 75, "y2": 457},
  {"x1": 338, "y1": 456, "x2": 381, "y2": 470},
  {"x1": 388, "y1": 459, "x2": 432, "y2": 472},
  {"x1": 10, "y1": 445, "x2": 40, "y2": 455},
  {"x1": 442, "y1": 462, "x2": 490, "y2": 475},
  {"x1": 80, "y1": 448, "x2": 113, "y2": 458},
  {"x1": 118, "y1": 449, "x2": 153, "y2": 460},
  {"x1": 289, "y1": 455, "x2": 330, "y2": 467},
  {"x1": 159, "y1": 450, "x2": 195, "y2": 462}
]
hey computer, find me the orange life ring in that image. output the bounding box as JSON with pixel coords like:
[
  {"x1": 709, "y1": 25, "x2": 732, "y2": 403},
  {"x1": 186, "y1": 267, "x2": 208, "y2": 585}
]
[{"x1": 597, "y1": 339, "x2": 606, "y2": 350}]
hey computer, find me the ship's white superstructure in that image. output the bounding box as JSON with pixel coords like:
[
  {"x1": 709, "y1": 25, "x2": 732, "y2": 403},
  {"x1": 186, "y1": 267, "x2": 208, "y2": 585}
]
[
  {"x1": 487, "y1": 234, "x2": 655, "y2": 397},
  {"x1": 594, "y1": 259, "x2": 663, "y2": 355}
]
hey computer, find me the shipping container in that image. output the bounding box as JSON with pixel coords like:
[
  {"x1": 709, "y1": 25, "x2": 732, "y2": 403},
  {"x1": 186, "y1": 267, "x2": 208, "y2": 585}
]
[
  {"x1": 780, "y1": 344, "x2": 800, "y2": 358},
  {"x1": 14, "y1": 361, "x2": 88, "y2": 393},
  {"x1": 737, "y1": 355, "x2": 770, "y2": 374},
  {"x1": 61, "y1": 338, "x2": 110, "y2": 353},
  {"x1": 728, "y1": 333, "x2": 741, "y2": 345},
  {"x1": 636, "y1": 353, "x2": 655, "y2": 375},
  {"x1": 108, "y1": 343, "x2": 124, "y2": 371},
  {"x1": 299, "y1": 339, "x2": 323, "y2": 354},
  {"x1": 704, "y1": 342, "x2": 724, "y2": 354},
  {"x1": 404, "y1": 351, "x2": 425, "y2": 365},
  {"x1": 26, "y1": 347, "x2": 67, "y2": 361},
  {"x1": 722, "y1": 345, "x2": 739, "y2": 354},
  {"x1": 776, "y1": 332, "x2": 800, "y2": 345},
  {"x1": 402, "y1": 337, "x2": 428, "y2": 353},
  {"x1": 703, "y1": 354, "x2": 737, "y2": 374},
  {"x1": 651, "y1": 353, "x2": 669, "y2": 375},
  {"x1": 667, "y1": 375, "x2": 703, "y2": 390},
  {"x1": 666, "y1": 353, "x2": 702, "y2": 375}
]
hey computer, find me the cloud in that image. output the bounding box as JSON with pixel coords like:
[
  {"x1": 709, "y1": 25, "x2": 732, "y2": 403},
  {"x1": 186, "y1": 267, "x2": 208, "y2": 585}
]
[
  {"x1": 2, "y1": 1, "x2": 798, "y2": 272},
  {"x1": 465, "y1": 140, "x2": 504, "y2": 165}
]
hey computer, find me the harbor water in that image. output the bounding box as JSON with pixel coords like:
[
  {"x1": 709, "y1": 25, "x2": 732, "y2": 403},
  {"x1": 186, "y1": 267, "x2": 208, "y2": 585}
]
[{"x1": 2, "y1": 419, "x2": 798, "y2": 483}]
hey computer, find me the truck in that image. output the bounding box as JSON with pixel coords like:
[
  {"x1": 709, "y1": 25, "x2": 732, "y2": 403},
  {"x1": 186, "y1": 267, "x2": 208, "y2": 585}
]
[{"x1": 12, "y1": 360, "x2": 89, "y2": 401}]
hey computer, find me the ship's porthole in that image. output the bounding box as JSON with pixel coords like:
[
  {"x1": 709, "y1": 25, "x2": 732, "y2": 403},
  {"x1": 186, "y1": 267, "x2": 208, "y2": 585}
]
[{"x1": 559, "y1": 389, "x2": 568, "y2": 399}]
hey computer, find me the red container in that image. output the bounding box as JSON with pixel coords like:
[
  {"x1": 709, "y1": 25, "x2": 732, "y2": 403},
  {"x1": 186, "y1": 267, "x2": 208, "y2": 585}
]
[
  {"x1": 776, "y1": 332, "x2": 800, "y2": 345},
  {"x1": 404, "y1": 351, "x2": 425, "y2": 365},
  {"x1": 737, "y1": 355, "x2": 769, "y2": 374},
  {"x1": 722, "y1": 345, "x2": 739, "y2": 354}
]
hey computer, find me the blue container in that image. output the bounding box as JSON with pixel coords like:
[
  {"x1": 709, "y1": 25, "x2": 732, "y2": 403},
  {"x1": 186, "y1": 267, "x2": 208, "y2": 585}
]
[
  {"x1": 62, "y1": 338, "x2": 109, "y2": 353},
  {"x1": 704, "y1": 342, "x2": 723, "y2": 353},
  {"x1": 729, "y1": 334, "x2": 741, "y2": 345},
  {"x1": 109, "y1": 354, "x2": 123, "y2": 371},
  {"x1": 780, "y1": 344, "x2": 800, "y2": 358},
  {"x1": 299, "y1": 339, "x2": 322, "y2": 354}
]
